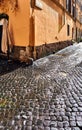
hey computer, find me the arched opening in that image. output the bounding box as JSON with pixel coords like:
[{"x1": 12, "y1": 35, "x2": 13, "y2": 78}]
[
  {"x1": 0, "y1": 13, "x2": 9, "y2": 21},
  {"x1": 0, "y1": 13, "x2": 9, "y2": 53},
  {"x1": 0, "y1": 13, "x2": 10, "y2": 56}
]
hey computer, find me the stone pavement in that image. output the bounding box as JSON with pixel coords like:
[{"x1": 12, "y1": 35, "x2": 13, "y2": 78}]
[{"x1": 0, "y1": 43, "x2": 82, "y2": 130}]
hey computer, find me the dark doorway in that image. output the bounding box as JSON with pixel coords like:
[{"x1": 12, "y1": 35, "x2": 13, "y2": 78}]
[{"x1": 0, "y1": 25, "x2": 3, "y2": 52}]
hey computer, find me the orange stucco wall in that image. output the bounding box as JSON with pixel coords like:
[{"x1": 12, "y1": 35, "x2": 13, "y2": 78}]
[
  {"x1": 34, "y1": 1, "x2": 59, "y2": 46},
  {"x1": 58, "y1": 13, "x2": 74, "y2": 41},
  {"x1": 0, "y1": 0, "x2": 82, "y2": 50},
  {"x1": 30, "y1": 0, "x2": 76, "y2": 47},
  {"x1": 7, "y1": 0, "x2": 30, "y2": 47},
  {"x1": 30, "y1": 0, "x2": 73, "y2": 46}
]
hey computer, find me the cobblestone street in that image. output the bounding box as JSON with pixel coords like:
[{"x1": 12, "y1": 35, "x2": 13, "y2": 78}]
[{"x1": 1, "y1": 43, "x2": 82, "y2": 130}]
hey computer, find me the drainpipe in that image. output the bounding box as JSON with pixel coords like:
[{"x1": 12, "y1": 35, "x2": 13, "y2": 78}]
[
  {"x1": 75, "y1": 0, "x2": 77, "y2": 41},
  {"x1": 26, "y1": 0, "x2": 35, "y2": 65},
  {"x1": 30, "y1": 0, "x2": 36, "y2": 60}
]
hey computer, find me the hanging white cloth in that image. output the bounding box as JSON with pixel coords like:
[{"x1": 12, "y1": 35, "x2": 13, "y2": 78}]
[{"x1": 0, "y1": 18, "x2": 12, "y2": 53}]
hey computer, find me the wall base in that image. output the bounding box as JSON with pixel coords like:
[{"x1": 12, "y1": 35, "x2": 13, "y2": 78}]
[
  {"x1": 34, "y1": 40, "x2": 73, "y2": 59},
  {"x1": 10, "y1": 40, "x2": 73, "y2": 61},
  {"x1": 11, "y1": 46, "x2": 34, "y2": 62}
]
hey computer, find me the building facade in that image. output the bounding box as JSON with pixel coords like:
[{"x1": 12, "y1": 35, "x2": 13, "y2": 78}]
[{"x1": 0, "y1": 0, "x2": 82, "y2": 61}]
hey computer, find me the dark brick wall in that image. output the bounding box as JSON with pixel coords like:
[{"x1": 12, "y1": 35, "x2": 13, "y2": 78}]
[
  {"x1": 10, "y1": 40, "x2": 73, "y2": 61},
  {"x1": 35, "y1": 40, "x2": 73, "y2": 59}
]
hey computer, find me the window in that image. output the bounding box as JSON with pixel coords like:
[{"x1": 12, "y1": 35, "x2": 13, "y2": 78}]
[
  {"x1": 72, "y1": 27, "x2": 74, "y2": 39},
  {"x1": 76, "y1": 8, "x2": 78, "y2": 19},
  {"x1": 66, "y1": 0, "x2": 69, "y2": 10},
  {"x1": 66, "y1": 0, "x2": 71, "y2": 13},
  {"x1": 67, "y1": 24, "x2": 70, "y2": 36},
  {"x1": 72, "y1": 5, "x2": 75, "y2": 18},
  {"x1": 58, "y1": 13, "x2": 65, "y2": 32},
  {"x1": 76, "y1": 27, "x2": 77, "y2": 39}
]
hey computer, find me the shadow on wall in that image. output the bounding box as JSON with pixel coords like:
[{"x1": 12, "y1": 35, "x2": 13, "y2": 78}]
[
  {"x1": 29, "y1": 16, "x2": 35, "y2": 57},
  {"x1": 9, "y1": 25, "x2": 15, "y2": 48}
]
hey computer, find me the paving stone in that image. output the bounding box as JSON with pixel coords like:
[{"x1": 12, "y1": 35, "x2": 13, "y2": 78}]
[
  {"x1": 76, "y1": 116, "x2": 82, "y2": 121},
  {"x1": 72, "y1": 104, "x2": 78, "y2": 107},
  {"x1": 64, "y1": 128, "x2": 71, "y2": 130},
  {"x1": 38, "y1": 125, "x2": 44, "y2": 130},
  {"x1": 23, "y1": 120, "x2": 27, "y2": 126},
  {"x1": 76, "y1": 121, "x2": 82, "y2": 127},
  {"x1": 50, "y1": 121, "x2": 57, "y2": 127},
  {"x1": 72, "y1": 127, "x2": 81, "y2": 130},
  {"x1": 63, "y1": 121, "x2": 69, "y2": 127},
  {"x1": 45, "y1": 127, "x2": 50, "y2": 130},
  {"x1": 79, "y1": 96, "x2": 82, "y2": 101},
  {"x1": 70, "y1": 121, "x2": 76, "y2": 127},
  {"x1": 51, "y1": 105, "x2": 55, "y2": 109},
  {"x1": 27, "y1": 120, "x2": 32, "y2": 126},
  {"x1": 66, "y1": 107, "x2": 72, "y2": 112},
  {"x1": 51, "y1": 128, "x2": 58, "y2": 130},
  {"x1": 54, "y1": 112, "x2": 60, "y2": 116},
  {"x1": 69, "y1": 116, "x2": 75, "y2": 121},
  {"x1": 71, "y1": 112, "x2": 77, "y2": 116},
  {"x1": 57, "y1": 122, "x2": 63, "y2": 128},
  {"x1": 1, "y1": 44, "x2": 82, "y2": 129},
  {"x1": 45, "y1": 116, "x2": 50, "y2": 120},
  {"x1": 77, "y1": 102, "x2": 82, "y2": 107},
  {"x1": 0, "y1": 126, "x2": 4, "y2": 129},
  {"x1": 59, "y1": 128, "x2": 64, "y2": 130},
  {"x1": 72, "y1": 107, "x2": 78, "y2": 112},
  {"x1": 32, "y1": 117, "x2": 37, "y2": 125},
  {"x1": 22, "y1": 115, "x2": 28, "y2": 119},
  {"x1": 43, "y1": 120, "x2": 51, "y2": 127},
  {"x1": 15, "y1": 115, "x2": 21, "y2": 120},
  {"x1": 79, "y1": 112, "x2": 82, "y2": 115},
  {"x1": 60, "y1": 111, "x2": 65, "y2": 116},
  {"x1": 32, "y1": 126, "x2": 38, "y2": 130},
  {"x1": 65, "y1": 101, "x2": 72, "y2": 107},
  {"x1": 11, "y1": 120, "x2": 15, "y2": 125},
  {"x1": 65, "y1": 112, "x2": 71, "y2": 117},
  {"x1": 70, "y1": 100, "x2": 76, "y2": 104},
  {"x1": 78, "y1": 107, "x2": 82, "y2": 112},
  {"x1": 62, "y1": 116, "x2": 69, "y2": 121},
  {"x1": 57, "y1": 116, "x2": 62, "y2": 121},
  {"x1": 50, "y1": 116, "x2": 57, "y2": 121},
  {"x1": 49, "y1": 112, "x2": 55, "y2": 116}
]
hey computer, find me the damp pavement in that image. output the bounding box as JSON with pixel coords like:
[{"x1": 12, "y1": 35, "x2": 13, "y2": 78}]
[{"x1": 1, "y1": 43, "x2": 82, "y2": 130}]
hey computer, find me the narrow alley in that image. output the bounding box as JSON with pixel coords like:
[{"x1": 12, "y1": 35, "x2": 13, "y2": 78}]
[{"x1": 0, "y1": 43, "x2": 82, "y2": 130}]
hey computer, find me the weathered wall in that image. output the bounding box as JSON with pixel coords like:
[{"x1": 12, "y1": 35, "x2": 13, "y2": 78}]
[
  {"x1": 0, "y1": 0, "x2": 81, "y2": 61},
  {"x1": 31, "y1": 0, "x2": 74, "y2": 47},
  {"x1": 58, "y1": 13, "x2": 74, "y2": 41},
  {"x1": 8, "y1": 0, "x2": 30, "y2": 47},
  {"x1": 0, "y1": 0, "x2": 30, "y2": 60}
]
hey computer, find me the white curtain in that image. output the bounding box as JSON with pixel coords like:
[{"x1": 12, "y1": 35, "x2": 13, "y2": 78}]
[{"x1": 1, "y1": 18, "x2": 12, "y2": 53}]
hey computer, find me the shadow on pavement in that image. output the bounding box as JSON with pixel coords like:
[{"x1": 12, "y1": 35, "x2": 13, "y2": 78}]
[
  {"x1": 0, "y1": 58, "x2": 32, "y2": 76},
  {"x1": 75, "y1": 61, "x2": 82, "y2": 68}
]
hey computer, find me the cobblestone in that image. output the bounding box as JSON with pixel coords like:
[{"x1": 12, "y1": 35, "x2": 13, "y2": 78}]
[
  {"x1": 70, "y1": 121, "x2": 76, "y2": 127},
  {"x1": 76, "y1": 121, "x2": 82, "y2": 127},
  {"x1": 72, "y1": 127, "x2": 81, "y2": 130},
  {"x1": 1, "y1": 43, "x2": 82, "y2": 129}
]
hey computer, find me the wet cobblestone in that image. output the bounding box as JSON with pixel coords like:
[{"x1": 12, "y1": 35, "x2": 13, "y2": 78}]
[{"x1": 1, "y1": 44, "x2": 82, "y2": 129}]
